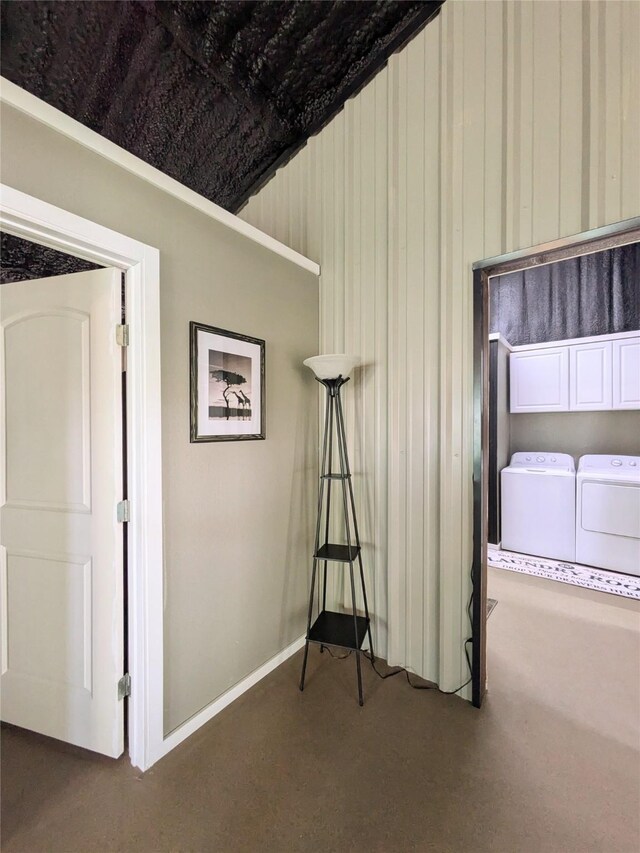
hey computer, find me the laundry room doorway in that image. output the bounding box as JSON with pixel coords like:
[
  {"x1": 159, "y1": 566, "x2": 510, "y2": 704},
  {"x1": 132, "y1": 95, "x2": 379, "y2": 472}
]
[{"x1": 471, "y1": 217, "x2": 640, "y2": 709}]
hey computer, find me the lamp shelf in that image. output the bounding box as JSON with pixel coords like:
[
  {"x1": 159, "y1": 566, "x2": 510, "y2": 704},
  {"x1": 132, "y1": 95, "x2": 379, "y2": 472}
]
[
  {"x1": 315, "y1": 543, "x2": 361, "y2": 562},
  {"x1": 308, "y1": 610, "x2": 370, "y2": 651}
]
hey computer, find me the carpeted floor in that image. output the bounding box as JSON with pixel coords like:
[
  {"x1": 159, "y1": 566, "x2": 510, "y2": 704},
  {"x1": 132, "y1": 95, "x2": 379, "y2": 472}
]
[{"x1": 2, "y1": 568, "x2": 639, "y2": 853}]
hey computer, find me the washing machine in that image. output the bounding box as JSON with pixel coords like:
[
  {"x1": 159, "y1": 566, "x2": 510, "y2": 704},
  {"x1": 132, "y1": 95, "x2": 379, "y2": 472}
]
[
  {"x1": 576, "y1": 455, "x2": 640, "y2": 575},
  {"x1": 501, "y1": 452, "x2": 576, "y2": 562}
]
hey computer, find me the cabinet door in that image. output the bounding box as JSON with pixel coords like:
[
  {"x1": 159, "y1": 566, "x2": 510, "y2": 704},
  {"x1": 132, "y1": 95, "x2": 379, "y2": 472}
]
[
  {"x1": 612, "y1": 337, "x2": 640, "y2": 409},
  {"x1": 510, "y1": 347, "x2": 569, "y2": 413},
  {"x1": 569, "y1": 340, "x2": 612, "y2": 410}
]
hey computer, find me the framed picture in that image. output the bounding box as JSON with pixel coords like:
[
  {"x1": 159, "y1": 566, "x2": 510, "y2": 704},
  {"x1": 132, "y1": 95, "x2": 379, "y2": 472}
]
[{"x1": 190, "y1": 321, "x2": 265, "y2": 442}]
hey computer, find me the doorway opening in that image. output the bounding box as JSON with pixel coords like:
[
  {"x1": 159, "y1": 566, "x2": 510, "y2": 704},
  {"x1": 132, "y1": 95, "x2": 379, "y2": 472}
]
[
  {"x1": 0, "y1": 184, "x2": 163, "y2": 770},
  {"x1": 471, "y1": 217, "x2": 640, "y2": 708}
]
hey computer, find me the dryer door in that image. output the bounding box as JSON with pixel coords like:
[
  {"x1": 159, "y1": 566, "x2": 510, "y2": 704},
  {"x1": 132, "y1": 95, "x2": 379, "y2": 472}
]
[
  {"x1": 582, "y1": 483, "x2": 640, "y2": 538},
  {"x1": 577, "y1": 481, "x2": 640, "y2": 574}
]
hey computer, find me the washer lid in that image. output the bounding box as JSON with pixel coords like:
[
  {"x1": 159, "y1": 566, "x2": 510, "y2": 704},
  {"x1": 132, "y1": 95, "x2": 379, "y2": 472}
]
[
  {"x1": 578, "y1": 454, "x2": 640, "y2": 477},
  {"x1": 507, "y1": 452, "x2": 575, "y2": 472}
]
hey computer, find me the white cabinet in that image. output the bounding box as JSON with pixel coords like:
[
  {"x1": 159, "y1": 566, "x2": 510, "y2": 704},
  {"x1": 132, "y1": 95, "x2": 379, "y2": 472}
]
[
  {"x1": 569, "y1": 341, "x2": 612, "y2": 410},
  {"x1": 509, "y1": 333, "x2": 639, "y2": 413},
  {"x1": 613, "y1": 337, "x2": 640, "y2": 409},
  {"x1": 510, "y1": 347, "x2": 569, "y2": 413}
]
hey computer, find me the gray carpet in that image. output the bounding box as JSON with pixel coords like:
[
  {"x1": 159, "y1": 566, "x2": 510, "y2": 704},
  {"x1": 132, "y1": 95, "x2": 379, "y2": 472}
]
[{"x1": 2, "y1": 577, "x2": 639, "y2": 852}]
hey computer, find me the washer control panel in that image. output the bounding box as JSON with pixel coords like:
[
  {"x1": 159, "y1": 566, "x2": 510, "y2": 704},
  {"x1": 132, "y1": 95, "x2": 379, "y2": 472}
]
[{"x1": 508, "y1": 452, "x2": 575, "y2": 471}]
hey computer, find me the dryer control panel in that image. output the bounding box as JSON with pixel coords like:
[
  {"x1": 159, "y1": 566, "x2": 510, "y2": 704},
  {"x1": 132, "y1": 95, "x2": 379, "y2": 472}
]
[{"x1": 578, "y1": 454, "x2": 640, "y2": 474}]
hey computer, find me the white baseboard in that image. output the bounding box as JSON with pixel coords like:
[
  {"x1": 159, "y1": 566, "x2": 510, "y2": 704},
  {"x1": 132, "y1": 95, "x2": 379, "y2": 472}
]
[{"x1": 157, "y1": 634, "x2": 305, "y2": 763}]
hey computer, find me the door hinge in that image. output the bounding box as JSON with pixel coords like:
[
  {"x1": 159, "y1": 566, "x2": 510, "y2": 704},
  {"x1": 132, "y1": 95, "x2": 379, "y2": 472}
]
[
  {"x1": 116, "y1": 324, "x2": 129, "y2": 347},
  {"x1": 118, "y1": 673, "x2": 131, "y2": 700},
  {"x1": 117, "y1": 499, "x2": 130, "y2": 523}
]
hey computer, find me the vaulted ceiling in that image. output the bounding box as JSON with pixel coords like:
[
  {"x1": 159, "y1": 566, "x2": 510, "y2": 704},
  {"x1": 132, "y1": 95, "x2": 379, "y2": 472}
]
[{"x1": 1, "y1": 0, "x2": 443, "y2": 214}]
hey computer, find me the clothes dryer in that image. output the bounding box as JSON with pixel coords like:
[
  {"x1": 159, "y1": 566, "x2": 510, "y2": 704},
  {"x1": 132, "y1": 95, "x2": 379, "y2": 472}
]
[
  {"x1": 576, "y1": 455, "x2": 640, "y2": 575},
  {"x1": 501, "y1": 452, "x2": 576, "y2": 562}
]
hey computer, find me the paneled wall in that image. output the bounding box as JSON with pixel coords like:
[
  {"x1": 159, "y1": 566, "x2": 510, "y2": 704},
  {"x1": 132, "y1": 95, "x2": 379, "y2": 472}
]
[{"x1": 240, "y1": 0, "x2": 640, "y2": 693}]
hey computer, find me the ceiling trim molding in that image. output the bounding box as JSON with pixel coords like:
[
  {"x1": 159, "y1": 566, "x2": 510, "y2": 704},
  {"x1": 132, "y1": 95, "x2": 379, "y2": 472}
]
[{"x1": 0, "y1": 77, "x2": 320, "y2": 277}]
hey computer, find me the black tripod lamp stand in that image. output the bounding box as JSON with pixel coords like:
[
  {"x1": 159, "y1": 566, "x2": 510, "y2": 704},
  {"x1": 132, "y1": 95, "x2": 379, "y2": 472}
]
[{"x1": 299, "y1": 354, "x2": 374, "y2": 705}]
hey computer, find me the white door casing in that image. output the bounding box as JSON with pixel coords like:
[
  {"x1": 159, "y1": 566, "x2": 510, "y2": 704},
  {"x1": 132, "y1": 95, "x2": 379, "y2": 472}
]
[
  {"x1": 0, "y1": 183, "x2": 162, "y2": 772},
  {"x1": 0, "y1": 268, "x2": 124, "y2": 757}
]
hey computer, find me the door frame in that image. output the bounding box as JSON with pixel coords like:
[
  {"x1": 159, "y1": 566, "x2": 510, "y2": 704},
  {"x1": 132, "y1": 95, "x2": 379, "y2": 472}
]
[
  {"x1": 0, "y1": 183, "x2": 164, "y2": 770},
  {"x1": 471, "y1": 216, "x2": 640, "y2": 709}
]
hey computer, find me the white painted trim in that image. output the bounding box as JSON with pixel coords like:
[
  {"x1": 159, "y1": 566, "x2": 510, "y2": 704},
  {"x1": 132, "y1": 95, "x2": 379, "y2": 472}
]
[
  {"x1": 488, "y1": 332, "x2": 514, "y2": 350},
  {"x1": 473, "y1": 217, "x2": 640, "y2": 271},
  {"x1": 511, "y1": 330, "x2": 639, "y2": 352},
  {"x1": 0, "y1": 77, "x2": 321, "y2": 278},
  {"x1": 0, "y1": 183, "x2": 163, "y2": 772},
  {"x1": 159, "y1": 635, "x2": 305, "y2": 760}
]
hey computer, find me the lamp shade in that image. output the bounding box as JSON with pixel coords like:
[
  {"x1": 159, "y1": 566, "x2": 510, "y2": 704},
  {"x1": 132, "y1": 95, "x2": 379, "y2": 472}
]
[{"x1": 303, "y1": 354, "x2": 359, "y2": 380}]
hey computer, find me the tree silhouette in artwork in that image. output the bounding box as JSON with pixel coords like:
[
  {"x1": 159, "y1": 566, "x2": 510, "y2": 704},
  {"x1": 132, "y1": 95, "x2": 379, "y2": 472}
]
[{"x1": 210, "y1": 369, "x2": 248, "y2": 420}]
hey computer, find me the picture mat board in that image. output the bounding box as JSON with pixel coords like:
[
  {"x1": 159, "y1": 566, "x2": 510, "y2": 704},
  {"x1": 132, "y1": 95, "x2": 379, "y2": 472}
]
[{"x1": 193, "y1": 326, "x2": 263, "y2": 440}]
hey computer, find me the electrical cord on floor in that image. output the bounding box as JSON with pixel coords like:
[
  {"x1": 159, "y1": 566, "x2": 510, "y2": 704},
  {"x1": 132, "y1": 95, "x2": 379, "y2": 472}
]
[
  {"x1": 362, "y1": 640, "x2": 472, "y2": 695},
  {"x1": 323, "y1": 645, "x2": 352, "y2": 661},
  {"x1": 325, "y1": 640, "x2": 472, "y2": 695},
  {"x1": 330, "y1": 564, "x2": 476, "y2": 697},
  {"x1": 357, "y1": 561, "x2": 475, "y2": 695}
]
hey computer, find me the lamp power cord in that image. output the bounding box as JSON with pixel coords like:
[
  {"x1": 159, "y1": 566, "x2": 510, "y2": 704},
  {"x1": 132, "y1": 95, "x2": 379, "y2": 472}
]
[{"x1": 322, "y1": 565, "x2": 474, "y2": 697}]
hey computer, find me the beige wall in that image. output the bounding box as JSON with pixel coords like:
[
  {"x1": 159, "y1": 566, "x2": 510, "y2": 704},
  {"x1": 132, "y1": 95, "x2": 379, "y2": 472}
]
[
  {"x1": 510, "y1": 411, "x2": 640, "y2": 464},
  {"x1": 0, "y1": 105, "x2": 318, "y2": 733},
  {"x1": 239, "y1": 0, "x2": 640, "y2": 693}
]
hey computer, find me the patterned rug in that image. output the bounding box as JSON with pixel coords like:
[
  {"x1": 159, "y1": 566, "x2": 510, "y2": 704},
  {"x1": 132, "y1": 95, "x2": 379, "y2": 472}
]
[{"x1": 488, "y1": 546, "x2": 640, "y2": 600}]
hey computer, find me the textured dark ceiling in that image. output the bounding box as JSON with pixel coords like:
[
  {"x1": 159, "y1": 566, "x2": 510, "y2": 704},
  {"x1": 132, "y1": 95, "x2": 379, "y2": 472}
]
[
  {"x1": 0, "y1": 233, "x2": 102, "y2": 284},
  {"x1": 0, "y1": 0, "x2": 443, "y2": 213}
]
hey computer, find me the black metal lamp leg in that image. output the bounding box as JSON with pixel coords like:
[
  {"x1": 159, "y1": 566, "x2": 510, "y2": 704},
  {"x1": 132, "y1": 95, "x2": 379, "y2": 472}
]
[
  {"x1": 364, "y1": 625, "x2": 375, "y2": 663},
  {"x1": 300, "y1": 557, "x2": 319, "y2": 691},
  {"x1": 336, "y1": 390, "x2": 362, "y2": 706},
  {"x1": 299, "y1": 642, "x2": 310, "y2": 692},
  {"x1": 348, "y1": 558, "x2": 364, "y2": 706}
]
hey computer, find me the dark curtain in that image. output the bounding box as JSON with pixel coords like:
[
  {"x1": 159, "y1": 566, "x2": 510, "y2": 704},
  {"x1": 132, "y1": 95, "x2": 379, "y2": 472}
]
[{"x1": 490, "y1": 242, "x2": 640, "y2": 346}]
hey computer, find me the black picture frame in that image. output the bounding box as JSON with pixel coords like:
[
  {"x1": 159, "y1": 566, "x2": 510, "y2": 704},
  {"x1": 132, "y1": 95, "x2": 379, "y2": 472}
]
[{"x1": 189, "y1": 321, "x2": 265, "y2": 442}]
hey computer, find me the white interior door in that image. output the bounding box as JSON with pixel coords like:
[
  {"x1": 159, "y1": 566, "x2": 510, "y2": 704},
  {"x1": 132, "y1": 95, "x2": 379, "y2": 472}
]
[{"x1": 0, "y1": 267, "x2": 124, "y2": 758}]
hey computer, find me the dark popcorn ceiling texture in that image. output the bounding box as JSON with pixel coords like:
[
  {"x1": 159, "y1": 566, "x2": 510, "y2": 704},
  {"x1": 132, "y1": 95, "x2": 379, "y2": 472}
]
[
  {"x1": 0, "y1": 0, "x2": 443, "y2": 213},
  {"x1": 0, "y1": 233, "x2": 102, "y2": 284}
]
